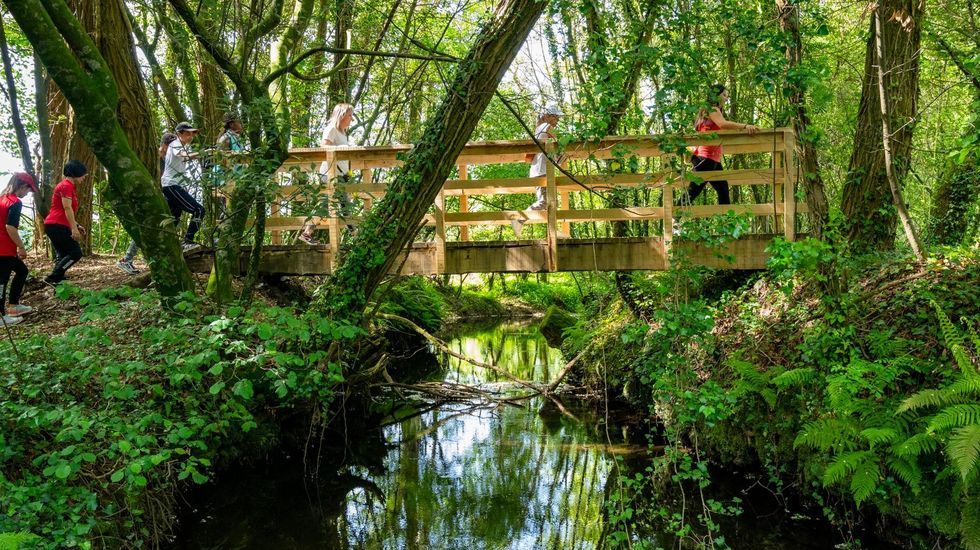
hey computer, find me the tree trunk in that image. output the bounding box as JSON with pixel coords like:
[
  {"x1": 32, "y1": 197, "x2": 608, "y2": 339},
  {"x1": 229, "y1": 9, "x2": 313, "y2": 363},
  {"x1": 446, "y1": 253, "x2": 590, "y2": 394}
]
[
  {"x1": 776, "y1": 0, "x2": 829, "y2": 239},
  {"x1": 316, "y1": 0, "x2": 548, "y2": 321},
  {"x1": 842, "y1": 0, "x2": 922, "y2": 252},
  {"x1": 326, "y1": 0, "x2": 354, "y2": 104},
  {"x1": 6, "y1": 0, "x2": 195, "y2": 296},
  {"x1": 0, "y1": 16, "x2": 34, "y2": 176},
  {"x1": 33, "y1": 52, "x2": 54, "y2": 220},
  {"x1": 928, "y1": 119, "x2": 979, "y2": 245}
]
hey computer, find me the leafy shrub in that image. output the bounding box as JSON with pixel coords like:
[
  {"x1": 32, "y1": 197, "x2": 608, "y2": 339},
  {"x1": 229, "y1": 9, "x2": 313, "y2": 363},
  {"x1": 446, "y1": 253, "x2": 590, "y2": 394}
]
[{"x1": 0, "y1": 286, "x2": 353, "y2": 548}]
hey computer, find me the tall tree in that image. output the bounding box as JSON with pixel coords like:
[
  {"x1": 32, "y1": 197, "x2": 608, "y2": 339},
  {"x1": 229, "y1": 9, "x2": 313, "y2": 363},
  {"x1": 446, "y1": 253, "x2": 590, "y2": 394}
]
[
  {"x1": 315, "y1": 0, "x2": 549, "y2": 323},
  {"x1": 842, "y1": 0, "x2": 923, "y2": 252},
  {"x1": 928, "y1": 35, "x2": 979, "y2": 246},
  {"x1": 5, "y1": 0, "x2": 195, "y2": 296},
  {"x1": 776, "y1": 0, "x2": 829, "y2": 239}
]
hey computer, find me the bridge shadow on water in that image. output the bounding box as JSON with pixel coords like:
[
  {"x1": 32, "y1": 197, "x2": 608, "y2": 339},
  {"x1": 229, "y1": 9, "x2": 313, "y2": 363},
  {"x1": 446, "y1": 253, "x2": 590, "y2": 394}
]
[{"x1": 172, "y1": 320, "x2": 897, "y2": 549}]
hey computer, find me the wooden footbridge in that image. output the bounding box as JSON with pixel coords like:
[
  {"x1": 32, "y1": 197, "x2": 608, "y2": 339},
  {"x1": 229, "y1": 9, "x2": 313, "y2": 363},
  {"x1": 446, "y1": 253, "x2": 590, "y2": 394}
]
[{"x1": 189, "y1": 128, "x2": 806, "y2": 276}]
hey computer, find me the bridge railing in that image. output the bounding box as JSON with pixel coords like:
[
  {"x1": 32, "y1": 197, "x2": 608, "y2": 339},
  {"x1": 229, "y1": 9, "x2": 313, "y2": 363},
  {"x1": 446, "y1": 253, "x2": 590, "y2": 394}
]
[{"x1": 258, "y1": 128, "x2": 804, "y2": 271}]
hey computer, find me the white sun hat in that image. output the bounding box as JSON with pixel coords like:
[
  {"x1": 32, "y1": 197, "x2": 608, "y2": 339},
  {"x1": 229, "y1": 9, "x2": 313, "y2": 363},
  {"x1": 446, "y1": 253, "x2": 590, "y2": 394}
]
[{"x1": 541, "y1": 102, "x2": 564, "y2": 116}]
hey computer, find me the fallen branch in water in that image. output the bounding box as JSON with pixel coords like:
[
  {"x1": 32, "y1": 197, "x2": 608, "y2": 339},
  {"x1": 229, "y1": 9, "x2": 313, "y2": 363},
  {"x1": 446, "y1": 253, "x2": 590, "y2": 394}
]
[{"x1": 377, "y1": 312, "x2": 542, "y2": 393}]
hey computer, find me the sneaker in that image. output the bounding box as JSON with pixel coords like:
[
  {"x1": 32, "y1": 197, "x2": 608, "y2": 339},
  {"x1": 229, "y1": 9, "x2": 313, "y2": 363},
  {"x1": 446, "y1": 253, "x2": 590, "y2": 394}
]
[
  {"x1": 529, "y1": 201, "x2": 547, "y2": 211},
  {"x1": 297, "y1": 234, "x2": 319, "y2": 246},
  {"x1": 42, "y1": 276, "x2": 58, "y2": 289},
  {"x1": 1, "y1": 314, "x2": 23, "y2": 326},
  {"x1": 116, "y1": 259, "x2": 140, "y2": 275},
  {"x1": 182, "y1": 242, "x2": 200, "y2": 252},
  {"x1": 7, "y1": 304, "x2": 32, "y2": 316}
]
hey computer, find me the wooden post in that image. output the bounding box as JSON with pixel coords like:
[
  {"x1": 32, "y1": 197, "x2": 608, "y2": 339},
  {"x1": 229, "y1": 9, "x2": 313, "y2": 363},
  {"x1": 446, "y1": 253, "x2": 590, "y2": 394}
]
[
  {"x1": 270, "y1": 200, "x2": 282, "y2": 245},
  {"x1": 457, "y1": 164, "x2": 469, "y2": 241},
  {"x1": 773, "y1": 141, "x2": 784, "y2": 234},
  {"x1": 558, "y1": 156, "x2": 570, "y2": 236},
  {"x1": 783, "y1": 129, "x2": 797, "y2": 241},
  {"x1": 434, "y1": 188, "x2": 446, "y2": 274},
  {"x1": 328, "y1": 216, "x2": 340, "y2": 272},
  {"x1": 361, "y1": 168, "x2": 373, "y2": 212},
  {"x1": 545, "y1": 145, "x2": 558, "y2": 272}
]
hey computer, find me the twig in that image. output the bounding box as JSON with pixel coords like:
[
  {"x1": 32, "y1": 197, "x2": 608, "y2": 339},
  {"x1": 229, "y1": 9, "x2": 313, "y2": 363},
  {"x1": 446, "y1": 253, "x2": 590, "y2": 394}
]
[{"x1": 376, "y1": 312, "x2": 542, "y2": 394}]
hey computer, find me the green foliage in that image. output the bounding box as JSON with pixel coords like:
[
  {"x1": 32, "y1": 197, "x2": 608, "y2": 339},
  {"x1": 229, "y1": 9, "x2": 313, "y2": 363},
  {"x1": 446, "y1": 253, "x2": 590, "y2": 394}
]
[
  {"x1": 377, "y1": 276, "x2": 447, "y2": 332},
  {"x1": 0, "y1": 286, "x2": 352, "y2": 548}
]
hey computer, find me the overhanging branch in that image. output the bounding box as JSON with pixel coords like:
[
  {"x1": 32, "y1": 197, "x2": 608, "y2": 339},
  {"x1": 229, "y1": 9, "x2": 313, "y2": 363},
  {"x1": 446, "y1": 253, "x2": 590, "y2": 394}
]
[{"x1": 263, "y1": 46, "x2": 459, "y2": 86}]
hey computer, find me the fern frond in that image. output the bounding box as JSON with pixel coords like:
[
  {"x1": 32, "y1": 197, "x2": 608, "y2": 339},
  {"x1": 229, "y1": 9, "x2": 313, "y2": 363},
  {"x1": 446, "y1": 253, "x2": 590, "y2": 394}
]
[
  {"x1": 794, "y1": 418, "x2": 859, "y2": 451},
  {"x1": 771, "y1": 367, "x2": 818, "y2": 389},
  {"x1": 959, "y1": 492, "x2": 980, "y2": 548},
  {"x1": 892, "y1": 433, "x2": 939, "y2": 457},
  {"x1": 933, "y1": 301, "x2": 976, "y2": 378},
  {"x1": 860, "y1": 427, "x2": 899, "y2": 448},
  {"x1": 898, "y1": 388, "x2": 963, "y2": 413},
  {"x1": 822, "y1": 450, "x2": 872, "y2": 487},
  {"x1": 850, "y1": 459, "x2": 882, "y2": 505},
  {"x1": 730, "y1": 359, "x2": 770, "y2": 389},
  {"x1": 928, "y1": 404, "x2": 980, "y2": 432},
  {"x1": 885, "y1": 455, "x2": 922, "y2": 487},
  {"x1": 947, "y1": 424, "x2": 980, "y2": 481}
]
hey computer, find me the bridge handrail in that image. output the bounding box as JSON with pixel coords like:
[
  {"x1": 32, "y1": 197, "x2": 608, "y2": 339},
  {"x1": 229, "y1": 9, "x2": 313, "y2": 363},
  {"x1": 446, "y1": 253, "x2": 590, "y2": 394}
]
[{"x1": 253, "y1": 128, "x2": 801, "y2": 271}]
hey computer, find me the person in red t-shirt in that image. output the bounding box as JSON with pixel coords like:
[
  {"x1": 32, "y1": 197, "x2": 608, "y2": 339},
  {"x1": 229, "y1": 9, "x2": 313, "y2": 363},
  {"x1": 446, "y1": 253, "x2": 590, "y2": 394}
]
[
  {"x1": 687, "y1": 84, "x2": 759, "y2": 206},
  {"x1": 43, "y1": 160, "x2": 88, "y2": 286},
  {"x1": 0, "y1": 172, "x2": 38, "y2": 326}
]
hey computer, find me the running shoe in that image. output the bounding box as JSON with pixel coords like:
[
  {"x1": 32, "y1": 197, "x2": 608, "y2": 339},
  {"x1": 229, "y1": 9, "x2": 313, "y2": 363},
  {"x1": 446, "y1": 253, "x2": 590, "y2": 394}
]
[
  {"x1": 1, "y1": 314, "x2": 23, "y2": 326},
  {"x1": 6, "y1": 304, "x2": 32, "y2": 316},
  {"x1": 297, "y1": 234, "x2": 319, "y2": 246},
  {"x1": 182, "y1": 242, "x2": 200, "y2": 252},
  {"x1": 116, "y1": 259, "x2": 140, "y2": 275}
]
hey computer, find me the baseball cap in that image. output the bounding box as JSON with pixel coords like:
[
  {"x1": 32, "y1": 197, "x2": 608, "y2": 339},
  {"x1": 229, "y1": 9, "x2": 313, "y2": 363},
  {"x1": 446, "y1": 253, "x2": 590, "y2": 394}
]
[
  {"x1": 14, "y1": 172, "x2": 38, "y2": 192},
  {"x1": 175, "y1": 122, "x2": 199, "y2": 133}
]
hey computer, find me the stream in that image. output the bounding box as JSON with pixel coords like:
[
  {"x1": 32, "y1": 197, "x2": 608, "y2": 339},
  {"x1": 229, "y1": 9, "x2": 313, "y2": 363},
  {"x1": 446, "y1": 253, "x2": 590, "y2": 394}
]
[{"x1": 173, "y1": 320, "x2": 893, "y2": 549}]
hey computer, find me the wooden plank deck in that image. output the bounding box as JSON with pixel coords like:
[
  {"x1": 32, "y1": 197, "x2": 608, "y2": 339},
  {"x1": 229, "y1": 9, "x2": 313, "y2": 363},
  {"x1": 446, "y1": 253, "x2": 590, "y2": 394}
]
[{"x1": 184, "y1": 235, "x2": 776, "y2": 276}]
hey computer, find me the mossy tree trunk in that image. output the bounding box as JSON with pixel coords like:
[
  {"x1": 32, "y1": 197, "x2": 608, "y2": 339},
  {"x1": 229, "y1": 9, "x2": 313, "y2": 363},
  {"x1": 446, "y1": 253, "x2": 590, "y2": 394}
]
[
  {"x1": 776, "y1": 0, "x2": 829, "y2": 239},
  {"x1": 166, "y1": 0, "x2": 291, "y2": 303},
  {"x1": 314, "y1": 0, "x2": 548, "y2": 322},
  {"x1": 5, "y1": 0, "x2": 195, "y2": 296},
  {"x1": 842, "y1": 0, "x2": 922, "y2": 252}
]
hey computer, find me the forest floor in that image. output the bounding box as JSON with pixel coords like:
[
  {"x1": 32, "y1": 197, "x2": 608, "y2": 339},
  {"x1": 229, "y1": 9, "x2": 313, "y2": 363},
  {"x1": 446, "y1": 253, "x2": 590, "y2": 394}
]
[{"x1": 11, "y1": 254, "x2": 199, "y2": 336}]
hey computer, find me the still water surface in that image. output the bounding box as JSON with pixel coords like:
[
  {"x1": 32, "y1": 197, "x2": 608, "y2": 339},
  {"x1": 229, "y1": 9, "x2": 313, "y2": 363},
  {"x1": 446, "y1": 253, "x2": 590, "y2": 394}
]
[{"x1": 175, "y1": 321, "x2": 882, "y2": 549}]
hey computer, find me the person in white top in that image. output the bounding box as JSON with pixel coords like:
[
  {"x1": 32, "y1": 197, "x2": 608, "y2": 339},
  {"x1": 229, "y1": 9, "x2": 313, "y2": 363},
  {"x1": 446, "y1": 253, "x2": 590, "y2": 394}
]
[
  {"x1": 162, "y1": 122, "x2": 205, "y2": 251},
  {"x1": 512, "y1": 103, "x2": 563, "y2": 238},
  {"x1": 300, "y1": 103, "x2": 355, "y2": 245}
]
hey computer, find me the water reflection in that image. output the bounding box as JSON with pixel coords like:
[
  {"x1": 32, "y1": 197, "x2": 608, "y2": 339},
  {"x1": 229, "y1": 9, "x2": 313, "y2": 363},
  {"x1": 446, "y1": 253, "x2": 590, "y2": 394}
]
[
  {"x1": 343, "y1": 400, "x2": 615, "y2": 549},
  {"x1": 174, "y1": 321, "x2": 866, "y2": 549}
]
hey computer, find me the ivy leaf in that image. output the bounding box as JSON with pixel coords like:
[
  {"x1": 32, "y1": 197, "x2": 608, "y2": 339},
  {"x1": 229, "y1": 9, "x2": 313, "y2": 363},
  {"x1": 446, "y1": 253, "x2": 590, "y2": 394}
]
[
  {"x1": 233, "y1": 379, "x2": 254, "y2": 400},
  {"x1": 55, "y1": 463, "x2": 72, "y2": 479},
  {"x1": 209, "y1": 381, "x2": 226, "y2": 395}
]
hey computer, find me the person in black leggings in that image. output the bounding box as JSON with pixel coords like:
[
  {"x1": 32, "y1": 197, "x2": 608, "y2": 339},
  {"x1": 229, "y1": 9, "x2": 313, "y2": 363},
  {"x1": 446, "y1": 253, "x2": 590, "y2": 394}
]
[
  {"x1": 43, "y1": 161, "x2": 87, "y2": 285},
  {"x1": 0, "y1": 173, "x2": 38, "y2": 325},
  {"x1": 162, "y1": 122, "x2": 205, "y2": 251},
  {"x1": 688, "y1": 84, "x2": 759, "y2": 205}
]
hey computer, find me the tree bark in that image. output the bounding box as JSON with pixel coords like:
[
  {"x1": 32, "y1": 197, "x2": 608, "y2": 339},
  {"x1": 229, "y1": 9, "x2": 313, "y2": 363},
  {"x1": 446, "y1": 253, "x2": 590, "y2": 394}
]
[
  {"x1": 842, "y1": 0, "x2": 923, "y2": 252},
  {"x1": 872, "y1": 8, "x2": 925, "y2": 259},
  {"x1": 6, "y1": 0, "x2": 195, "y2": 296},
  {"x1": 927, "y1": 38, "x2": 978, "y2": 246},
  {"x1": 776, "y1": 0, "x2": 829, "y2": 239},
  {"x1": 316, "y1": 0, "x2": 548, "y2": 321},
  {"x1": 326, "y1": 0, "x2": 354, "y2": 104}
]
